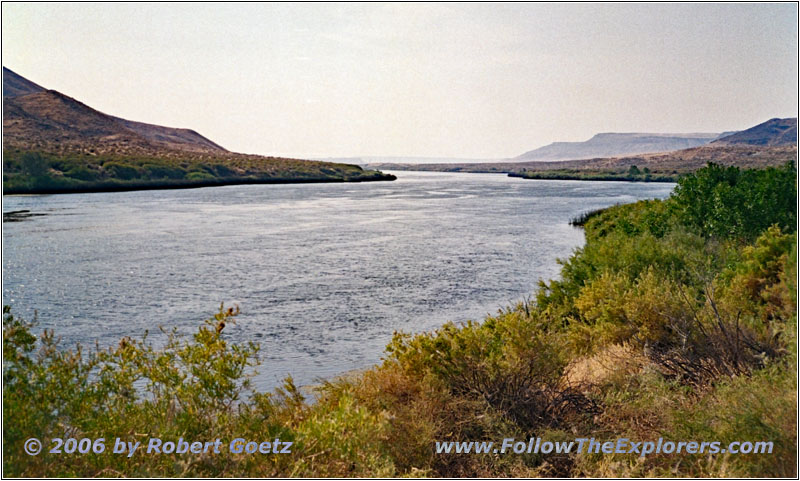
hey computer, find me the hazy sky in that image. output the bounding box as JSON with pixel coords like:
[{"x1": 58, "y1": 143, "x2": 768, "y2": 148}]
[{"x1": 2, "y1": 3, "x2": 797, "y2": 159}]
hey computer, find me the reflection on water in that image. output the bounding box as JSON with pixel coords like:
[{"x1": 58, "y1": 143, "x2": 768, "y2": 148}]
[{"x1": 2, "y1": 172, "x2": 674, "y2": 389}]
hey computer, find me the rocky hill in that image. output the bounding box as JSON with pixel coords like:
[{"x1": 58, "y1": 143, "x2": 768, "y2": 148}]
[
  {"x1": 711, "y1": 117, "x2": 797, "y2": 146},
  {"x1": 3, "y1": 67, "x2": 226, "y2": 156}
]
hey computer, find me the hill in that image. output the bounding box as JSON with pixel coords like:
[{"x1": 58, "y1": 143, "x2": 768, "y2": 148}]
[
  {"x1": 3, "y1": 67, "x2": 228, "y2": 155},
  {"x1": 2, "y1": 67, "x2": 45, "y2": 98},
  {"x1": 711, "y1": 117, "x2": 797, "y2": 146},
  {"x1": 513, "y1": 131, "x2": 731, "y2": 162},
  {"x1": 2, "y1": 67, "x2": 394, "y2": 193}
]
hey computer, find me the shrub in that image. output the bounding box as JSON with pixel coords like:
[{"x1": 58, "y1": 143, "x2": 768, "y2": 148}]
[
  {"x1": 673, "y1": 162, "x2": 797, "y2": 239},
  {"x1": 142, "y1": 163, "x2": 186, "y2": 180},
  {"x1": 386, "y1": 310, "x2": 597, "y2": 431},
  {"x1": 65, "y1": 166, "x2": 98, "y2": 181},
  {"x1": 19, "y1": 152, "x2": 49, "y2": 178},
  {"x1": 186, "y1": 171, "x2": 216, "y2": 181},
  {"x1": 3, "y1": 305, "x2": 261, "y2": 476},
  {"x1": 103, "y1": 162, "x2": 141, "y2": 180}
]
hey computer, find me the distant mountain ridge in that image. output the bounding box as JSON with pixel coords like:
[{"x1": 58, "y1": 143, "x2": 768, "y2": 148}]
[
  {"x1": 513, "y1": 132, "x2": 731, "y2": 161},
  {"x1": 2, "y1": 67, "x2": 227, "y2": 155},
  {"x1": 514, "y1": 131, "x2": 734, "y2": 162},
  {"x1": 712, "y1": 118, "x2": 797, "y2": 146}
]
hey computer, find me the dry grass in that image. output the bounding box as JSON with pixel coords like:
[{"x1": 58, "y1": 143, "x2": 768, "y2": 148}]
[{"x1": 564, "y1": 343, "x2": 647, "y2": 387}]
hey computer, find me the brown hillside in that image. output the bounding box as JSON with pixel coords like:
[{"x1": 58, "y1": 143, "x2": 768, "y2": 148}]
[
  {"x1": 3, "y1": 90, "x2": 155, "y2": 154},
  {"x1": 2, "y1": 67, "x2": 226, "y2": 156},
  {"x1": 712, "y1": 118, "x2": 797, "y2": 146},
  {"x1": 113, "y1": 117, "x2": 227, "y2": 153}
]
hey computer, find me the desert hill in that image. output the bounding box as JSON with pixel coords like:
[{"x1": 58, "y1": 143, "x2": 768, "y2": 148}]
[
  {"x1": 3, "y1": 67, "x2": 227, "y2": 155},
  {"x1": 712, "y1": 117, "x2": 797, "y2": 146}
]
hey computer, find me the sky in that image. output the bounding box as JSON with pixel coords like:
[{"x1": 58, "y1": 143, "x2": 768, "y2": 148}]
[{"x1": 2, "y1": 3, "x2": 798, "y2": 159}]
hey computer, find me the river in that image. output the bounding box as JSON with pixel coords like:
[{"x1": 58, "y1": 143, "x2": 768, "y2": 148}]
[{"x1": 2, "y1": 172, "x2": 674, "y2": 389}]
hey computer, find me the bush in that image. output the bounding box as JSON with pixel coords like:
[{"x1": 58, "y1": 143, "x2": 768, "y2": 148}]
[
  {"x1": 673, "y1": 162, "x2": 797, "y2": 240},
  {"x1": 186, "y1": 171, "x2": 216, "y2": 181},
  {"x1": 3, "y1": 305, "x2": 261, "y2": 476},
  {"x1": 103, "y1": 162, "x2": 141, "y2": 181},
  {"x1": 65, "y1": 166, "x2": 98, "y2": 181},
  {"x1": 142, "y1": 163, "x2": 186, "y2": 180},
  {"x1": 386, "y1": 309, "x2": 597, "y2": 431},
  {"x1": 19, "y1": 152, "x2": 49, "y2": 178}
]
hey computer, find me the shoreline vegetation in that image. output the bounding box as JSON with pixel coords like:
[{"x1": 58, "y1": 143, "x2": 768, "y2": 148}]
[
  {"x1": 3, "y1": 161, "x2": 796, "y2": 477},
  {"x1": 508, "y1": 166, "x2": 677, "y2": 182},
  {"x1": 2, "y1": 150, "x2": 395, "y2": 195}
]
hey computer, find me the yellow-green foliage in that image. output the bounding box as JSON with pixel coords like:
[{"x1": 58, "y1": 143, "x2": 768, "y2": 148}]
[
  {"x1": 718, "y1": 226, "x2": 797, "y2": 325},
  {"x1": 571, "y1": 268, "x2": 695, "y2": 354}
]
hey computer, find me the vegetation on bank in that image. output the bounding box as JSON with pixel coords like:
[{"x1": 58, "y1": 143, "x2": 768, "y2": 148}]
[
  {"x1": 2, "y1": 150, "x2": 395, "y2": 194},
  {"x1": 3, "y1": 162, "x2": 796, "y2": 477},
  {"x1": 510, "y1": 165, "x2": 677, "y2": 182}
]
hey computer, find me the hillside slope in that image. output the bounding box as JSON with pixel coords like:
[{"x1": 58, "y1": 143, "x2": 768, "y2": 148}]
[
  {"x1": 113, "y1": 117, "x2": 227, "y2": 153},
  {"x1": 712, "y1": 117, "x2": 797, "y2": 146},
  {"x1": 3, "y1": 67, "x2": 226, "y2": 156},
  {"x1": 3, "y1": 89, "x2": 155, "y2": 154}
]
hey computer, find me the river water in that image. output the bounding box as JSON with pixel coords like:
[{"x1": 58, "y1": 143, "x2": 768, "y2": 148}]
[{"x1": 2, "y1": 172, "x2": 673, "y2": 389}]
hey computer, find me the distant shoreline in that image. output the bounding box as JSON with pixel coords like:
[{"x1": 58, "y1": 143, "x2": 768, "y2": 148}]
[
  {"x1": 3, "y1": 173, "x2": 397, "y2": 196},
  {"x1": 507, "y1": 171, "x2": 678, "y2": 182},
  {"x1": 382, "y1": 169, "x2": 678, "y2": 183}
]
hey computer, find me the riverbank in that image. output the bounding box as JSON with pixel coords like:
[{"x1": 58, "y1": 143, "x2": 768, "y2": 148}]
[
  {"x1": 2, "y1": 149, "x2": 395, "y2": 195},
  {"x1": 3, "y1": 172, "x2": 396, "y2": 195},
  {"x1": 508, "y1": 170, "x2": 677, "y2": 182}
]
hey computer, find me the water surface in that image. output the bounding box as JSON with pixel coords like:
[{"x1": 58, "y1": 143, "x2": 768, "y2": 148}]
[{"x1": 2, "y1": 172, "x2": 674, "y2": 389}]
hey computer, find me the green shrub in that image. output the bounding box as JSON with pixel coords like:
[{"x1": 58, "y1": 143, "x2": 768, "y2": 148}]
[
  {"x1": 19, "y1": 152, "x2": 49, "y2": 178},
  {"x1": 3, "y1": 306, "x2": 261, "y2": 476},
  {"x1": 186, "y1": 171, "x2": 216, "y2": 181},
  {"x1": 65, "y1": 166, "x2": 98, "y2": 181},
  {"x1": 103, "y1": 162, "x2": 141, "y2": 180},
  {"x1": 142, "y1": 163, "x2": 186, "y2": 180},
  {"x1": 673, "y1": 162, "x2": 797, "y2": 240}
]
